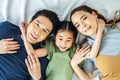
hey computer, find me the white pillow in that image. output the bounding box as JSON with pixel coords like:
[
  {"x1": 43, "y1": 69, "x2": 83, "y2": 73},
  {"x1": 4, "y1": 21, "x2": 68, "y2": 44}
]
[
  {"x1": 0, "y1": 0, "x2": 120, "y2": 25},
  {"x1": 84, "y1": 0, "x2": 120, "y2": 21}
]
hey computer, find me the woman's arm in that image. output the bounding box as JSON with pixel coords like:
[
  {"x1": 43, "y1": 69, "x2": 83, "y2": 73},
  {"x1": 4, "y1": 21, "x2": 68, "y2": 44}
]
[
  {"x1": 89, "y1": 19, "x2": 105, "y2": 57},
  {"x1": 71, "y1": 65, "x2": 93, "y2": 80},
  {"x1": 19, "y1": 22, "x2": 47, "y2": 57},
  {"x1": 0, "y1": 38, "x2": 20, "y2": 54}
]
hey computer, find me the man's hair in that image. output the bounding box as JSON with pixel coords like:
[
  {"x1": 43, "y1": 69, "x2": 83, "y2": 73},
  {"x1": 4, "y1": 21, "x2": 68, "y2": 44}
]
[{"x1": 31, "y1": 9, "x2": 60, "y2": 34}]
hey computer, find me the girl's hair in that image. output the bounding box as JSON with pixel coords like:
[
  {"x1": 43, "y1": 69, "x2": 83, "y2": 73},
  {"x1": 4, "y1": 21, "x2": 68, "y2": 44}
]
[
  {"x1": 70, "y1": 5, "x2": 106, "y2": 23},
  {"x1": 54, "y1": 21, "x2": 78, "y2": 41},
  {"x1": 31, "y1": 9, "x2": 60, "y2": 34}
]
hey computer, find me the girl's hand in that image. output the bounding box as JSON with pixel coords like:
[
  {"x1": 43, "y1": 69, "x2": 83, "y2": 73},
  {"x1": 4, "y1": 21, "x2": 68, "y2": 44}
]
[
  {"x1": 25, "y1": 53, "x2": 41, "y2": 80},
  {"x1": 19, "y1": 21, "x2": 27, "y2": 34},
  {"x1": 0, "y1": 38, "x2": 20, "y2": 54},
  {"x1": 71, "y1": 46, "x2": 90, "y2": 67},
  {"x1": 19, "y1": 21, "x2": 27, "y2": 40}
]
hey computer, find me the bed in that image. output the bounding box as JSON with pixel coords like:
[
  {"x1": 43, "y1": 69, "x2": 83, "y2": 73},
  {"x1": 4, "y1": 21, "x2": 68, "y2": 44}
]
[{"x1": 0, "y1": 0, "x2": 120, "y2": 80}]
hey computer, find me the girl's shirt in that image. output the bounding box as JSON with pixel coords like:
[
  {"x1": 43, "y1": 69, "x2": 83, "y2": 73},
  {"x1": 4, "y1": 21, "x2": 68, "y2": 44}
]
[
  {"x1": 41, "y1": 39, "x2": 94, "y2": 80},
  {"x1": 87, "y1": 22, "x2": 120, "y2": 56}
]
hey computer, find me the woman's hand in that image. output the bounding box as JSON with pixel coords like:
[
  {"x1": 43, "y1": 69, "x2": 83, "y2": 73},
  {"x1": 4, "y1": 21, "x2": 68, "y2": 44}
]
[
  {"x1": 97, "y1": 19, "x2": 105, "y2": 33},
  {"x1": 0, "y1": 38, "x2": 20, "y2": 54},
  {"x1": 71, "y1": 46, "x2": 90, "y2": 67},
  {"x1": 25, "y1": 53, "x2": 41, "y2": 80}
]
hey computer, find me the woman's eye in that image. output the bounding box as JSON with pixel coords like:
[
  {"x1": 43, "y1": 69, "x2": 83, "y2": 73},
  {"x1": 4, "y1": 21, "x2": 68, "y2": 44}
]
[
  {"x1": 76, "y1": 24, "x2": 80, "y2": 28},
  {"x1": 83, "y1": 17, "x2": 87, "y2": 20}
]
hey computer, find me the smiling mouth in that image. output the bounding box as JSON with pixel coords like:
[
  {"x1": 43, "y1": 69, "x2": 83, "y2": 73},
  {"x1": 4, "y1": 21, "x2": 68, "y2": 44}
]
[
  {"x1": 59, "y1": 46, "x2": 67, "y2": 50},
  {"x1": 30, "y1": 33, "x2": 38, "y2": 40}
]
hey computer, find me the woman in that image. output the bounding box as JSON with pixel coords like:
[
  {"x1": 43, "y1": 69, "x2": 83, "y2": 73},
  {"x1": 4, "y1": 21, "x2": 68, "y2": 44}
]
[
  {"x1": 0, "y1": 10, "x2": 60, "y2": 80},
  {"x1": 70, "y1": 5, "x2": 120, "y2": 80}
]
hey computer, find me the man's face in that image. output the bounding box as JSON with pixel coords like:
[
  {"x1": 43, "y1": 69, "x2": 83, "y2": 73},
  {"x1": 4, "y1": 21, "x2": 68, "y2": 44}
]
[{"x1": 26, "y1": 16, "x2": 53, "y2": 44}]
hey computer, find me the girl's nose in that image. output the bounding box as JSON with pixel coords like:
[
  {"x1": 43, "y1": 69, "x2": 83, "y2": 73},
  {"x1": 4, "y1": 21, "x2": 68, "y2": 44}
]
[{"x1": 61, "y1": 41, "x2": 66, "y2": 46}]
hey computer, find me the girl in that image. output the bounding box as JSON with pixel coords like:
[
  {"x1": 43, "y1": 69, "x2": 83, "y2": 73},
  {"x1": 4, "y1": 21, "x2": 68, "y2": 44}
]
[{"x1": 70, "y1": 5, "x2": 120, "y2": 80}]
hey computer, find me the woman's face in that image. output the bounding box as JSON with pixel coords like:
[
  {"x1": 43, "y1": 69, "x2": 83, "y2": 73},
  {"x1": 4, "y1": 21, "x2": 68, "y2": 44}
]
[
  {"x1": 71, "y1": 11, "x2": 98, "y2": 36},
  {"x1": 55, "y1": 30, "x2": 74, "y2": 52},
  {"x1": 27, "y1": 16, "x2": 53, "y2": 44}
]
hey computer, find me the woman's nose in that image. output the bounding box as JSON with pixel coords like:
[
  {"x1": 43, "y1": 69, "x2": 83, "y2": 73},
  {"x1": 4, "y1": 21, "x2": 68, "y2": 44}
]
[{"x1": 81, "y1": 23, "x2": 87, "y2": 29}]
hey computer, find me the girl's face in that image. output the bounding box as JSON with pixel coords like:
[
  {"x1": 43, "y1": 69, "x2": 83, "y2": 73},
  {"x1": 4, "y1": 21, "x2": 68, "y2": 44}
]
[
  {"x1": 55, "y1": 30, "x2": 74, "y2": 52},
  {"x1": 27, "y1": 16, "x2": 53, "y2": 44},
  {"x1": 71, "y1": 11, "x2": 98, "y2": 36}
]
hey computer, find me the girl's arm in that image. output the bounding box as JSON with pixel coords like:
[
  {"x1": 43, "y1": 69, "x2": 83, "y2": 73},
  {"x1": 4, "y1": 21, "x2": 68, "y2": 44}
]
[
  {"x1": 25, "y1": 53, "x2": 41, "y2": 80},
  {"x1": 19, "y1": 22, "x2": 47, "y2": 57},
  {"x1": 88, "y1": 19, "x2": 105, "y2": 57},
  {"x1": 0, "y1": 38, "x2": 20, "y2": 54},
  {"x1": 71, "y1": 46, "x2": 92, "y2": 80}
]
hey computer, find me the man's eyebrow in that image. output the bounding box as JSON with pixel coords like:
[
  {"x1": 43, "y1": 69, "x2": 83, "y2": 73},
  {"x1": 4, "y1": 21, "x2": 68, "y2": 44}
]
[
  {"x1": 80, "y1": 15, "x2": 85, "y2": 20},
  {"x1": 36, "y1": 20, "x2": 50, "y2": 33},
  {"x1": 36, "y1": 20, "x2": 41, "y2": 24}
]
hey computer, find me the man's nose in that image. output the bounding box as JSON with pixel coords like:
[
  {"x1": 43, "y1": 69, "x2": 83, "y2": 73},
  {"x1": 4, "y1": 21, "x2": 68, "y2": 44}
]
[{"x1": 35, "y1": 30, "x2": 41, "y2": 37}]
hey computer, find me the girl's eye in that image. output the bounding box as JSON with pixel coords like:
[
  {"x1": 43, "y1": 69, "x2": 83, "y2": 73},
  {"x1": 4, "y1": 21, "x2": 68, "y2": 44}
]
[
  {"x1": 67, "y1": 40, "x2": 71, "y2": 42},
  {"x1": 59, "y1": 38, "x2": 62, "y2": 41}
]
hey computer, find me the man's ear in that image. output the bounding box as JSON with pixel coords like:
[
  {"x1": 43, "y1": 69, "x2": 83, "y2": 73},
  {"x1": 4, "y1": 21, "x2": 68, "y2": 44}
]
[{"x1": 92, "y1": 11, "x2": 97, "y2": 18}]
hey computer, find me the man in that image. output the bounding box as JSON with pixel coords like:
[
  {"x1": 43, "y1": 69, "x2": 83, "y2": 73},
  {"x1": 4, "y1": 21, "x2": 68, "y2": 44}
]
[{"x1": 0, "y1": 10, "x2": 60, "y2": 80}]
